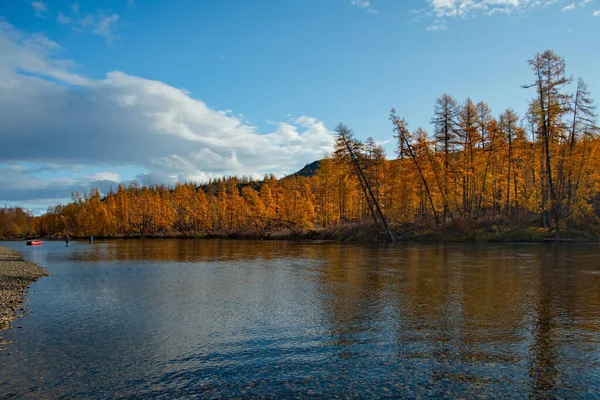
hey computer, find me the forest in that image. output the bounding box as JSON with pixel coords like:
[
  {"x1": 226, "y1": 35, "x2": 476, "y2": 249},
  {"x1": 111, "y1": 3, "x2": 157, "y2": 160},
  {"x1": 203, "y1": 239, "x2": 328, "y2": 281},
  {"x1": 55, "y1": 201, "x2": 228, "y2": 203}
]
[{"x1": 1, "y1": 50, "x2": 599, "y2": 242}]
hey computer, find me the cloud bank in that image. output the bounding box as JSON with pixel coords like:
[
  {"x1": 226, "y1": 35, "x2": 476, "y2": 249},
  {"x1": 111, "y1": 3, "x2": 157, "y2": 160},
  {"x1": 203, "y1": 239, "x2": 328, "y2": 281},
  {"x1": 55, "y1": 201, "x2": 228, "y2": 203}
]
[{"x1": 0, "y1": 20, "x2": 334, "y2": 212}]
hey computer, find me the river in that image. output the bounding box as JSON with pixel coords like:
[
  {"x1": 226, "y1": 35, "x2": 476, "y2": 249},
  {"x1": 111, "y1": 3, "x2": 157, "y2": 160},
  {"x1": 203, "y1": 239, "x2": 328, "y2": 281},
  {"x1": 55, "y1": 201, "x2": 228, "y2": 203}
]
[{"x1": 1, "y1": 239, "x2": 599, "y2": 398}]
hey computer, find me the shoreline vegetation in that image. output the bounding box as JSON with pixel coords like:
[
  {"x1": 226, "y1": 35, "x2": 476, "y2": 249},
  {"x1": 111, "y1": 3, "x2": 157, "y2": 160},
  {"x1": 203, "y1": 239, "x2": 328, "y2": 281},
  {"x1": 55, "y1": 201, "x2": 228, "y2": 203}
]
[
  {"x1": 0, "y1": 246, "x2": 48, "y2": 350},
  {"x1": 10, "y1": 219, "x2": 597, "y2": 244},
  {"x1": 1, "y1": 50, "x2": 599, "y2": 243}
]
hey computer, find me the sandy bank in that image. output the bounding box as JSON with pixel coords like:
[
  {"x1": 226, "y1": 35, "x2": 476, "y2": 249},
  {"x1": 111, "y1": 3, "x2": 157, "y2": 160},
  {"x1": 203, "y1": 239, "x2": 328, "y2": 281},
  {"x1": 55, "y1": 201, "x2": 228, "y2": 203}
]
[{"x1": 0, "y1": 246, "x2": 48, "y2": 347}]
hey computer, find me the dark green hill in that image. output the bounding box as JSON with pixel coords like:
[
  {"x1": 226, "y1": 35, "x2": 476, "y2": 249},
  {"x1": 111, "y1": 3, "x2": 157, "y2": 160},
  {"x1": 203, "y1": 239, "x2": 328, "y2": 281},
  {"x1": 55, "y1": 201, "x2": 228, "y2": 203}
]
[
  {"x1": 196, "y1": 160, "x2": 323, "y2": 194},
  {"x1": 290, "y1": 160, "x2": 322, "y2": 178}
]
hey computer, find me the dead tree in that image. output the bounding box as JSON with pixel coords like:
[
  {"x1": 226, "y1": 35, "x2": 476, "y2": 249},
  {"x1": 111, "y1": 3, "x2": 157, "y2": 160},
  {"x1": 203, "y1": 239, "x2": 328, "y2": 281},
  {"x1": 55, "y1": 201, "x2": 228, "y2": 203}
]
[{"x1": 334, "y1": 123, "x2": 395, "y2": 242}]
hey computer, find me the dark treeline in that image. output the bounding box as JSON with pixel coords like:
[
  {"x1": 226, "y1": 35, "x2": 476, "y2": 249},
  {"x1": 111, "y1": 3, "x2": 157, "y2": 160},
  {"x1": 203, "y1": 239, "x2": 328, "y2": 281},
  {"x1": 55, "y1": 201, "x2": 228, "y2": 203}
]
[{"x1": 2, "y1": 50, "x2": 599, "y2": 241}]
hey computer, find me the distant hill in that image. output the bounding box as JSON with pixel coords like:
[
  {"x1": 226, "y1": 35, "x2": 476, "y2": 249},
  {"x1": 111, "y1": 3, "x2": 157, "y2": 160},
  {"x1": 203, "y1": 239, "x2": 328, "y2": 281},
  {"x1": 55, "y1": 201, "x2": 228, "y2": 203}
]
[
  {"x1": 290, "y1": 160, "x2": 322, "y2": 178},
  {"x1": 194, "y1": 160, "x2": 323, "y2": 194}
]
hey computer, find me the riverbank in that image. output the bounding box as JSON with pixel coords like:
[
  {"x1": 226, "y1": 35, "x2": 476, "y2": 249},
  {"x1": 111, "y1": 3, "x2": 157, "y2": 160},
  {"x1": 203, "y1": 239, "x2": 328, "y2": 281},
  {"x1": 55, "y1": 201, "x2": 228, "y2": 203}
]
[
  {"x1": 231, "y1": 220, "x2": 600, "y2": 243},
  {"x1": 23, "y1": 218, "x2": 600, "y2": 243},
  {"x1": 0, "y1": 246, "x2": 48, "y2": 348}
]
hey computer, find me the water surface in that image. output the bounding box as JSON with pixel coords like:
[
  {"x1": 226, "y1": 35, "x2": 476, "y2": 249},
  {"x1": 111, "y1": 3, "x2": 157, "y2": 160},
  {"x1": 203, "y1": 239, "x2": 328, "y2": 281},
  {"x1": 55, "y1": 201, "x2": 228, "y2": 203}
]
[{"x1": 1, "y1": 240, "x2": 599, "y2": 398}]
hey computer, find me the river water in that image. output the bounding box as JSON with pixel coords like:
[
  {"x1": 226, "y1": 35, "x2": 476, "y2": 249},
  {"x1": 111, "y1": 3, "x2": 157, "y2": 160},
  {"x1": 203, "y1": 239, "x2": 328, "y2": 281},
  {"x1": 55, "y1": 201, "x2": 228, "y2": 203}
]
[{"x1": 0, "y1": 239, "x2": 599, "y2": 398}]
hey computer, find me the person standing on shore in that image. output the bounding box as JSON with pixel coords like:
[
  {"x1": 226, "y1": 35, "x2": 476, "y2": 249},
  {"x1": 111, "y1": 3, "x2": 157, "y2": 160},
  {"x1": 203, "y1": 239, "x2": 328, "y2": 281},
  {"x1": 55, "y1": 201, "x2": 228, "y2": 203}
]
[
  {"x1": 65, "y1": 235, "x2": 70, "y2": 246},
  {"x1": 89, "y1": 235, "x2": 93, "y2": 244}
]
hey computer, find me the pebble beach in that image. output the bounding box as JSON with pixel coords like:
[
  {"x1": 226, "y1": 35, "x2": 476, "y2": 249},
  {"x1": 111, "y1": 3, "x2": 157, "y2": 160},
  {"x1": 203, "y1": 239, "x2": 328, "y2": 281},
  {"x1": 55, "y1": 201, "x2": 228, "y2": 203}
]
[{"x1": 0, "y1": 245, "x2": 48, "y2": 347}]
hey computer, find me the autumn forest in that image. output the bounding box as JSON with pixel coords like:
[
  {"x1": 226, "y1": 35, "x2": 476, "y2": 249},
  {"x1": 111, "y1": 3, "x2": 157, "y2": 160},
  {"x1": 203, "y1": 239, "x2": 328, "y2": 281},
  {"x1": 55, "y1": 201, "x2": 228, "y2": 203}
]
[{"x1": 2, "y1": 50, "x2": 599, "y2": 242}]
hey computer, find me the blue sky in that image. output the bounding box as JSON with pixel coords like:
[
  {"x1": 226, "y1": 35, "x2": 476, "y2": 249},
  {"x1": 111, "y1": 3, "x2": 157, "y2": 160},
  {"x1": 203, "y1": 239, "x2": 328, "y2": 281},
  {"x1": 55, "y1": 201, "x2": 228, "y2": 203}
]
[{"x1": 1, "y1": 0, "x2": 599, "y2": 214}]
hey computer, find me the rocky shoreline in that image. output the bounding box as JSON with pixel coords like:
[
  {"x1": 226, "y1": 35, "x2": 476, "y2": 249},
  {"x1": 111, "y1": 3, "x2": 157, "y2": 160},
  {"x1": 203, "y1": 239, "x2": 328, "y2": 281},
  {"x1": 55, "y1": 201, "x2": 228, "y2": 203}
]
[{"x1": 0, "y1": 246, "x2": 48, "y2": 348}]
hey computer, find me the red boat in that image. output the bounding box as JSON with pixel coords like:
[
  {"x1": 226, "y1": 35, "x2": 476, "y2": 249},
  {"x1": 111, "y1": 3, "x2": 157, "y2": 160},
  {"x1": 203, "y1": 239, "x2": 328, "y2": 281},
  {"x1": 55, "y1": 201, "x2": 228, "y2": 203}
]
[{"x1": 26, "y1": 240, "x2": 43, "y2": 246}]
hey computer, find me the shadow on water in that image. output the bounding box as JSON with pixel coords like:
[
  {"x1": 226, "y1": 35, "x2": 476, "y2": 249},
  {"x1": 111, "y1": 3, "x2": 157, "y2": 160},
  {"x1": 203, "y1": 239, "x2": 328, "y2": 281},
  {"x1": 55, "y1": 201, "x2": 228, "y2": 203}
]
[{"x1": 0, "y1": 240, "x2": 599, "y2": 398}]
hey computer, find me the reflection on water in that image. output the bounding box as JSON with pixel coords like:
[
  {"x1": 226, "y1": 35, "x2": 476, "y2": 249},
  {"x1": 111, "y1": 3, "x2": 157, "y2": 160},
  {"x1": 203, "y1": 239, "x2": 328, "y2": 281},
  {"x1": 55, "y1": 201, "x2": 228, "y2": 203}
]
[{"x1": 0, "y1": 240, "x2": 599, "y2": 398}]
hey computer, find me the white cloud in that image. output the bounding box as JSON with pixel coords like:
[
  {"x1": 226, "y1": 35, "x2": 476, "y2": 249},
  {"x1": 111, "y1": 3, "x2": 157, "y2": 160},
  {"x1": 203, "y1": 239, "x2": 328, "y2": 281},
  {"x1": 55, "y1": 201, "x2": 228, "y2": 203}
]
[
  {"x1": 427, "y1": 0, "x2": 567, "y2": 18},
  {"x1": 31, "y1": 1, "x2": 48, "y2": 18},
  {"x1": 0, "y1": 20, "x2": 334, "y2": 206},
  {"x1": 351, "y1": 0, "x2": 371, "y2": 8},
  {"x1": 427, "y1": 19, "x2": 448, "y2": 30},
  {"x1": 92, "y1": 12, "x2": 120, "y2": 43},
  {"x1": 85, "y1": 172, "x2": 121, "y2": 182},
  {"x1": 57, "y1": 12, "x2": 73, "y2": 24},
  {"x1": 55, "y1": 5, "x2": 120, "y2": 44},
  {"x1": 594, "y1": 8, "x2": 600, "y2": 14},
  {"x1": 0, "y1": 20, "x2": 89, "y2": 86},
  {"x1": 350, "y1": 0, "x2": 377, "y2": 13},
  {"x1": 418, "y1": 0, "x2": 578, "y2": 29}
]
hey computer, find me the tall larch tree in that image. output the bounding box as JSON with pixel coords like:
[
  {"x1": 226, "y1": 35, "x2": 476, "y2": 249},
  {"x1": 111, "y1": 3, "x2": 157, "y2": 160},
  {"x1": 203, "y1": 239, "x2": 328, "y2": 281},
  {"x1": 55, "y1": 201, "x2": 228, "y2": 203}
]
[
  {"x1": 458, "y1": 98, "x2": 480, "y2": 216},
  {"x1": 431, "y1": 94, "x2": 460, "y2": 221},
  {"x1": 524, "y1": 50, "x2": 571, "y2": 230}
]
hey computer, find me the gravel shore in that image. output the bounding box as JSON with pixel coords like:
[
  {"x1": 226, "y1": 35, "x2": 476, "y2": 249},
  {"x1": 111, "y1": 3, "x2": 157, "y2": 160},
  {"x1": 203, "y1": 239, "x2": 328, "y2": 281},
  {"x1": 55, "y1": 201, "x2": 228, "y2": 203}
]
[{"x1": 0, "y1": 246, "x2": 48, "y2": 345}]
